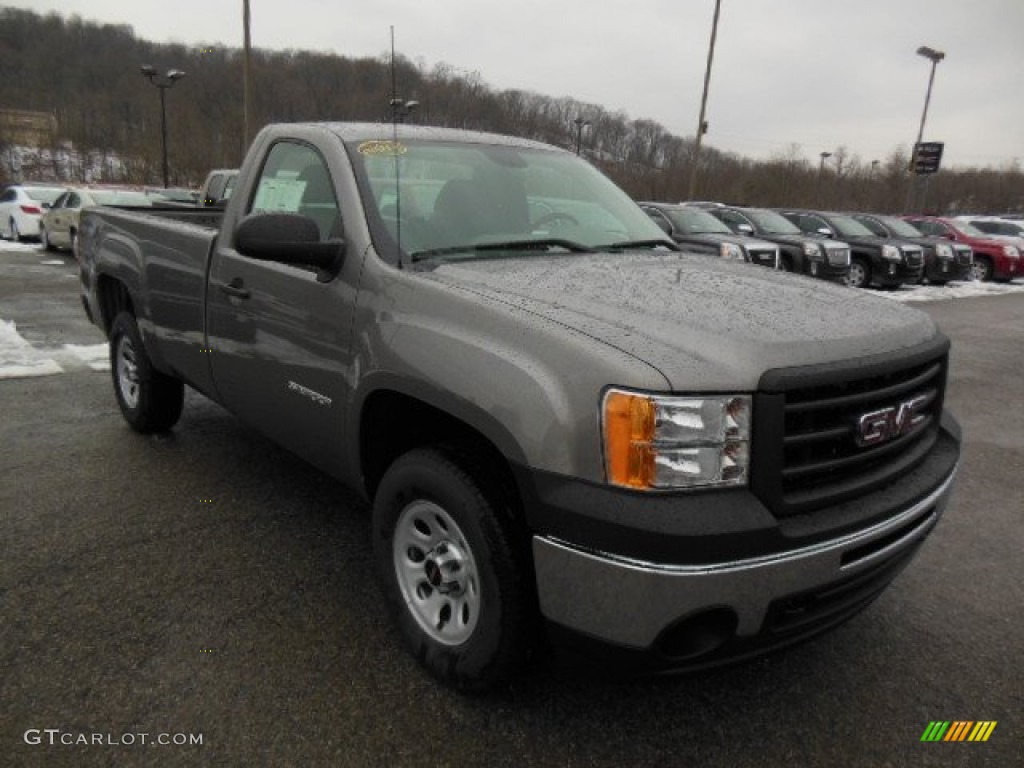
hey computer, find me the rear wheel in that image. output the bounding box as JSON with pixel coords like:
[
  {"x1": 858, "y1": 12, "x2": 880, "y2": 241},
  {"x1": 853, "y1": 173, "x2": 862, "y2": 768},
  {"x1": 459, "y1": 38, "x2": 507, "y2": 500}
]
[
  {"x1": 109, "y1": 312, "x2": 184, "y2": 432},
  {"x1": 373, "y1": 446, "x2": 534, "y2": 691},
  {"x1": 9, "y1": 218, "x2": 21, "y2": 242},
  {"x1": 846, "y1": 258, "x2": 870, "y2": 288}
]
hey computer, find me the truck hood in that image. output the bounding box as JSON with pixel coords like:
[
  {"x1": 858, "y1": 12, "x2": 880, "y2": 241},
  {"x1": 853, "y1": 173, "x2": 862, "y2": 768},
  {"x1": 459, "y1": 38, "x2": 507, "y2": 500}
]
[{"x1": 426, "y1": 252, "x2": 937, "y2": 391}]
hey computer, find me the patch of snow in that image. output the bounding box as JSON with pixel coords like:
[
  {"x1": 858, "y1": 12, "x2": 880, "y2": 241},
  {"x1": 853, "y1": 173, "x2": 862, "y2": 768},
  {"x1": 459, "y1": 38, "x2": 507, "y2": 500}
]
[
  {"x1": 62, "y1": 343, "x2": 110, "y2": 372},
  {"x1": 0, "y1": 241, "x2": 45, "y2": 254},
  {"x1": 40, "y1": 259, "x2": 65, "y2": 266},
  {"x1": 0, "y1": 319, "x2": 63, "y2": 379},
  {"x1": 877, "y1": 278, "x2": 1024, "y2": 303}
]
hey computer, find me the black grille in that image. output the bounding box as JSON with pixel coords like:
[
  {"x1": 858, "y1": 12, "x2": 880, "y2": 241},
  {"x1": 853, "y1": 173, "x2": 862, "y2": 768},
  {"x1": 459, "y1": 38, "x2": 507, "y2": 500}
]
[
  {"x1": 751, "y1": 338, "x2": 949, "y2": 517},
  {"x1": 956, "y1": 249, "x2": 972, "y2": 266},
  {"x1": 904, "y1": 248, "x2": 924, "y2": 267}
]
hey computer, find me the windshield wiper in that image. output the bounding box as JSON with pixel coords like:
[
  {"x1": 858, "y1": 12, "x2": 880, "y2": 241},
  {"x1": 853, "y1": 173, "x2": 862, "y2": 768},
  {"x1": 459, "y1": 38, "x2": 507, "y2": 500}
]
[
  {"x1": 410, "y1": 238, "x2": 595, "y2": 263},
  {"x1": 596, "y1": 238, "x2": 680, "y2": 252}
]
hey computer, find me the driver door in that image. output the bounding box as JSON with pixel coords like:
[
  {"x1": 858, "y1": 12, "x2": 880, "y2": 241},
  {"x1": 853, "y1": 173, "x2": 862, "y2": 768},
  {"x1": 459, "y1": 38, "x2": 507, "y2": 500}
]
[{"x1": 206, "y1": 140, "x2": 356, "y2": 476}]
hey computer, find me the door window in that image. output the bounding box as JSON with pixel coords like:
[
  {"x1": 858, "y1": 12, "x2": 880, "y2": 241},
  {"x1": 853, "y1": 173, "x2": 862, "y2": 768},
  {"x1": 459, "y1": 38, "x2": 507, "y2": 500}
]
[{"x1": 250, "y1": 142, "x2": 341, "y2": 240}]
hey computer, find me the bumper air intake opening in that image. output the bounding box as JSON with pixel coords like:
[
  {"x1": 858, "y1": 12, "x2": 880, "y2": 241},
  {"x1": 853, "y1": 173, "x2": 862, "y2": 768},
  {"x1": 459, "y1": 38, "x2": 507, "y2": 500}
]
[{"x1": 656, "y1": 608, "x2": 738, "y2": 661}]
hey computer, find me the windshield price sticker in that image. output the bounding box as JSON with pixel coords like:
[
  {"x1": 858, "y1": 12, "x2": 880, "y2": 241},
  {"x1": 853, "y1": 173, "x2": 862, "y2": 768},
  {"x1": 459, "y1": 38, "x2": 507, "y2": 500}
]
[{"x1": 358, "y1": 140, "x2": 407, "y2": 157}]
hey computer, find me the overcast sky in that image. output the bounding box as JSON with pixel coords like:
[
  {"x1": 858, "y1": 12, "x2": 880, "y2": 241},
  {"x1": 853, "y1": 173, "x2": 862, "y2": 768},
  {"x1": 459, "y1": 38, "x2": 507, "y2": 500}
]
[{"x1": 6, "y1": 0, "x2": 1023, "y2": 169}]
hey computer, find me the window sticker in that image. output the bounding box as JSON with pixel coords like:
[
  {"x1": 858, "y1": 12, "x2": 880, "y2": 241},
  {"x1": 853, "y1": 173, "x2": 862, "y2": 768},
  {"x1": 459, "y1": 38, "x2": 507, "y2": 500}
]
[
  {"x1": 358, "y1": 140, "x2": 407, "y2": 157},
  {"x1": 252, "y1": 178, "x2": 307, "y2": 213}
]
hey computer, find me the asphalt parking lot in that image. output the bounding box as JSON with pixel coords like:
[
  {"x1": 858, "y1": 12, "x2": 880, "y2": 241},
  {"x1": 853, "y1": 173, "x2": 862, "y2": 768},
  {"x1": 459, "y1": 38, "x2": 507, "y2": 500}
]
[{"x1": 1, "y1": 243, "x2": 1022, "y2": 767}]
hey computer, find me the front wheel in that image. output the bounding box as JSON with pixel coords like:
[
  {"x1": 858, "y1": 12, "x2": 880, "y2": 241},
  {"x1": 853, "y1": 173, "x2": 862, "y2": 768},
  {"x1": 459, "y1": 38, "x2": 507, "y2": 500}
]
[
  {"x1": 109, "y1": 312, "x2": 184, "y2": 432},
  {"x1": 970, "y1": 257, "x2": 993, "y2": 282},
  {"x1": 846, "y1": 258, "x2": 871, "y2": 288},
  {"x1": 41, "y1": 227, "x2": 55, "y2": 251},
  {"x1": 372, "y1": 447, "x2": 534, "y2": 691}
]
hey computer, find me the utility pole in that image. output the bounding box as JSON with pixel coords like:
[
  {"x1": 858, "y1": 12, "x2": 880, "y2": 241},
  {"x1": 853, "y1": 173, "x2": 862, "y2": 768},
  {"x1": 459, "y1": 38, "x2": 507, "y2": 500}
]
[
  {"x1": 243, "y1": 0, "x2": 253, "y2": 155},
  {"x1": 688, "y1": 0, "x2": 722, "y2": 201}
]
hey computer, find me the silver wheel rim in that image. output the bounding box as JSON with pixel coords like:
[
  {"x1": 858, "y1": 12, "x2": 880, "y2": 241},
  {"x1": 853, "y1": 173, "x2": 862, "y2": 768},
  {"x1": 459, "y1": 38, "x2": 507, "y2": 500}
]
[
  {"x1": 393, "y1": 500, "x2": 481, "y2": 646},
  {"x1": 848, "y1": 262, "x2": 866, "y2": 287},
  {"x1": 971, "y1": 261, "x2": 988, "y2": 281},
  {"x1": 116, "y1": 334, "x2": 140, "y2": 409}
]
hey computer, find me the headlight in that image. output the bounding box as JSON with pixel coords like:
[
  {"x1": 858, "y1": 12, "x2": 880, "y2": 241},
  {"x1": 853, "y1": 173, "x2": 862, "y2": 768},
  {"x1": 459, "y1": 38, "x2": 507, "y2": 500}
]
[
  {"x1": 802, "y1": 241, "x2": 823, "y2": 259},
  {"x1": 719, "y1": 242, "x2": 744, "y2": 261},
  {"x1": 1004, "y1": 245, "x2": 1020, "y2": 259},
  {"x1": 602, "y1": 389, "x2": 751, "y2": 490},
  {"x1": 881, "y1": 244, "x2": 902, "y2": 262},
  {"x1": 935, "y1": 243, "x2": 953, "y2": 259}
]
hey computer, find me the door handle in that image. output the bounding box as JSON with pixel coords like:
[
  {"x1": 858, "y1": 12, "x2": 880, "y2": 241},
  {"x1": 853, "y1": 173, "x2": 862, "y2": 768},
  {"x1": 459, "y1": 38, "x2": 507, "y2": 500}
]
[{"x1": 219, "y1": 277, "x2": 251, "y2": 299}]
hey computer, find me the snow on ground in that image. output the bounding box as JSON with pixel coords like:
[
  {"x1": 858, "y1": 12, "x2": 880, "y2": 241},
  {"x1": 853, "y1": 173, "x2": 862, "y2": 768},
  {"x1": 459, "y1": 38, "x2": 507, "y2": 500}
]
[
  {"x1": 60, "y1": 343, "x2": 110, "y2": 372},
  {"x1": 876, "y1": 278, "x2": 1024, "y2": 303},
  {"x1": 0, "y1": 320, "x2": 63, "y2": 379},
  {"x1": 0, "y1": 240, "x2": 48, "y2": 254}
]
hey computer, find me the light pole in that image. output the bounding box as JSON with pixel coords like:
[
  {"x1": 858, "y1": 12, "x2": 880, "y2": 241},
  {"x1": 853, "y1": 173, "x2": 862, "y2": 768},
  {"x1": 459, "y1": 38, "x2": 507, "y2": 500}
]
[
  {"x1": 688, "y1": 0, "x2": 722, "y2": 200},
  {"x1": 904, "y1": 45, "x2": 945, "y2": 212},
  {"x1": 817, "y1": 151, "x2": 832, "y2": 200},
  {"x1": 141, "y1": 65, "x2": 187, "y2": 188},
  {"x1": 573, "y1": 117, "x2": 589, "y2": 156}
]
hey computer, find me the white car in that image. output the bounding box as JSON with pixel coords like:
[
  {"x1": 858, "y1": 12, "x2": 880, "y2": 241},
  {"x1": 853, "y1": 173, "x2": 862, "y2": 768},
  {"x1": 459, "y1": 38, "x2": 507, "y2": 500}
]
[
  {"x1": 40, "y1": 187, "x2": 153, "y2": 252},
  {"x1": 955, "y1": 216, "x2": 1024, "y2": 253},
  {"x1": 0, "y1": 184, "x2": 66, "y2": 241}
]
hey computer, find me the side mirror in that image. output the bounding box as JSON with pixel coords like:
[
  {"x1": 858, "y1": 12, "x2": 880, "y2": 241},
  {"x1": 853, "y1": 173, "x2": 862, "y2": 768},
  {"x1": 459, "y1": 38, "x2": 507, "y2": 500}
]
[
  {"x1": 235, "y1": 212, "x2": 345, "y2": 282},
  {"x1": 736, "y1": 223, "x2": 754, "y2": 235},
  {"x1": 42, "y1": 202, "x2": 51, "y2": 209},
  {"x1": 817, "y1": 227, "x2": 834, "y2": 239}
]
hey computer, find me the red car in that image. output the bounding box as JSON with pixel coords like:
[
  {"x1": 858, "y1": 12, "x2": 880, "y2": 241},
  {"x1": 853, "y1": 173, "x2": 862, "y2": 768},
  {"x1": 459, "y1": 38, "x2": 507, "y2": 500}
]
[{"x1": 903, "y1": 215, "x2": 1021, "y2": 282}]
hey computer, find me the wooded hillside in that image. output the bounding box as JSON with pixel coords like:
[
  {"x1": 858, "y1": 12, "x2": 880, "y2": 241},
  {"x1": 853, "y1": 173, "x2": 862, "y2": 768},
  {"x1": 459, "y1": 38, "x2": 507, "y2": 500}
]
[{"x1": 0, "y1": 7, "x2": 1020, "y2": 213}]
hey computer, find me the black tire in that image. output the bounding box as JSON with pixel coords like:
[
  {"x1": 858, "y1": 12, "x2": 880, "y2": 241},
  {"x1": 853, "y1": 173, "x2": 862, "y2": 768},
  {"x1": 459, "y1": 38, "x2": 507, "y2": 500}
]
[
  {"x1": 10, "y1": 218, "x2": 21, "y2": 242},
  {"x1": 109, "y1": 312, "x2": 184, "y2": 433},
  {"x1": 41, "y1": 226, "x2": 55, "y2": 251},
  {"x1": 846, "y1": 257, "x2": 871, "y2": 288},
  {"x1": 372, "y1": 446, "x2": 534, "y2": 691}
]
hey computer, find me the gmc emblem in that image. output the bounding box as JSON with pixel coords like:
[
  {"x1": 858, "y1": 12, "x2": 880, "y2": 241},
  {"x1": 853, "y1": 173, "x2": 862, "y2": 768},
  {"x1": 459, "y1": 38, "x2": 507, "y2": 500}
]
[{"x1": 855, "y1": 394, "x2": 929, "y2": 447}]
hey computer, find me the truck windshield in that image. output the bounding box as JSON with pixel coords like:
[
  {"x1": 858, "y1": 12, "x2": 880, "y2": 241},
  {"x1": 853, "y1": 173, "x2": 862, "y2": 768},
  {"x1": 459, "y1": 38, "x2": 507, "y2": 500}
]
[
  {"x1": 746, "y1": 209, "x2": 802, "y2": 235},
  {"x1": 349, "y1": 138, "x2": 671, "y2": 263}
]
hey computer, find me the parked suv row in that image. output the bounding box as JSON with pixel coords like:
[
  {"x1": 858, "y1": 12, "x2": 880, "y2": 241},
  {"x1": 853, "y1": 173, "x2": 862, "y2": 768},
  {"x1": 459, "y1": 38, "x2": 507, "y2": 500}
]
[
  {"x1": 777, "y1": 209, "x2": 925, "y2": 289},
  {"x1": 708, "y1": 206, "x2": 850, "y2": 282},
  {"x1": 851, "y1": 213, "x2": 973, "y2": 284},
  {"x1": 639, "y1": 202, "x2": 781, "y2": 269}
]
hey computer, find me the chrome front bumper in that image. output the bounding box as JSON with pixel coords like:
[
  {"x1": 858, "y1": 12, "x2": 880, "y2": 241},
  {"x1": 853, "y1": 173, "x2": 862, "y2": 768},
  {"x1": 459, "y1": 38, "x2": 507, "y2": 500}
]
[{"x1": 533, "y1": 465, "x2": 958, "y2": 650}]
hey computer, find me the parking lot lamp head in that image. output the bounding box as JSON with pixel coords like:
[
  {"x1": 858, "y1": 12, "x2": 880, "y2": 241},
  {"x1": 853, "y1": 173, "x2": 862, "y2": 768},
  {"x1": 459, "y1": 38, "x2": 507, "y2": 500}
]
[{"x1": 140, "y1": 66, "x2": 188, "y2": 188}]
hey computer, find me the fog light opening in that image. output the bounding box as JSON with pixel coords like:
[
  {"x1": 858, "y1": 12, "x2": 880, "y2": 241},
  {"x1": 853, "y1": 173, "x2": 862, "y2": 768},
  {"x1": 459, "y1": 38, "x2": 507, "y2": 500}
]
[{"x1": 657, "y1": 607, "x2": 738, "y2": 661}]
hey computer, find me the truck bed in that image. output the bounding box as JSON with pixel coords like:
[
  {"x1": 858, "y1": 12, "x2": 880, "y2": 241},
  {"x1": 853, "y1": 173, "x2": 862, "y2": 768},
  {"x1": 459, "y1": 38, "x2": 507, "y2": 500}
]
[{"x1": 80, "y1": 205, "x2": 222, "y2": 395}]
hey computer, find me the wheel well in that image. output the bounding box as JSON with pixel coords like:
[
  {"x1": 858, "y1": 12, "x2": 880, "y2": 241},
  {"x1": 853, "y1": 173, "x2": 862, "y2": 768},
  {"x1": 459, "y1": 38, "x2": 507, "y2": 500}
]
[
  {"x1": 360, "y1": 390, "x2": 520, "y2": 510},
  {"x1": 96, "y1": 276, "x2": 134, "y2": 336}
]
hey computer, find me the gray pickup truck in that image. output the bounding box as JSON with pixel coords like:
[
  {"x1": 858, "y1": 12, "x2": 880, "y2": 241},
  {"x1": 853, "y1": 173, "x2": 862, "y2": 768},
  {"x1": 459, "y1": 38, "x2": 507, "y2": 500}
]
[{"x1": 79, "y1": 122, "x2": 961, "y2": 691}]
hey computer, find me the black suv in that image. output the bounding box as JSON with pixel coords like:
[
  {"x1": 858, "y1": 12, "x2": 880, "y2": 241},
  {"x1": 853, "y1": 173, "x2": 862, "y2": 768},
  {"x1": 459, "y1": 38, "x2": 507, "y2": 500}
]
[
  {"x1": 710, "y1": 206, "x2": 850, "y2": 282},
  {"x1": 640, "y1": 202, "x2": 780, "y2": 268},
  {"x1": 850, "y1": 213, "x2": 973, "y2": 284},
  {"x1": 778, "y1": 209, "x2": 924, "y2": 289}
]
